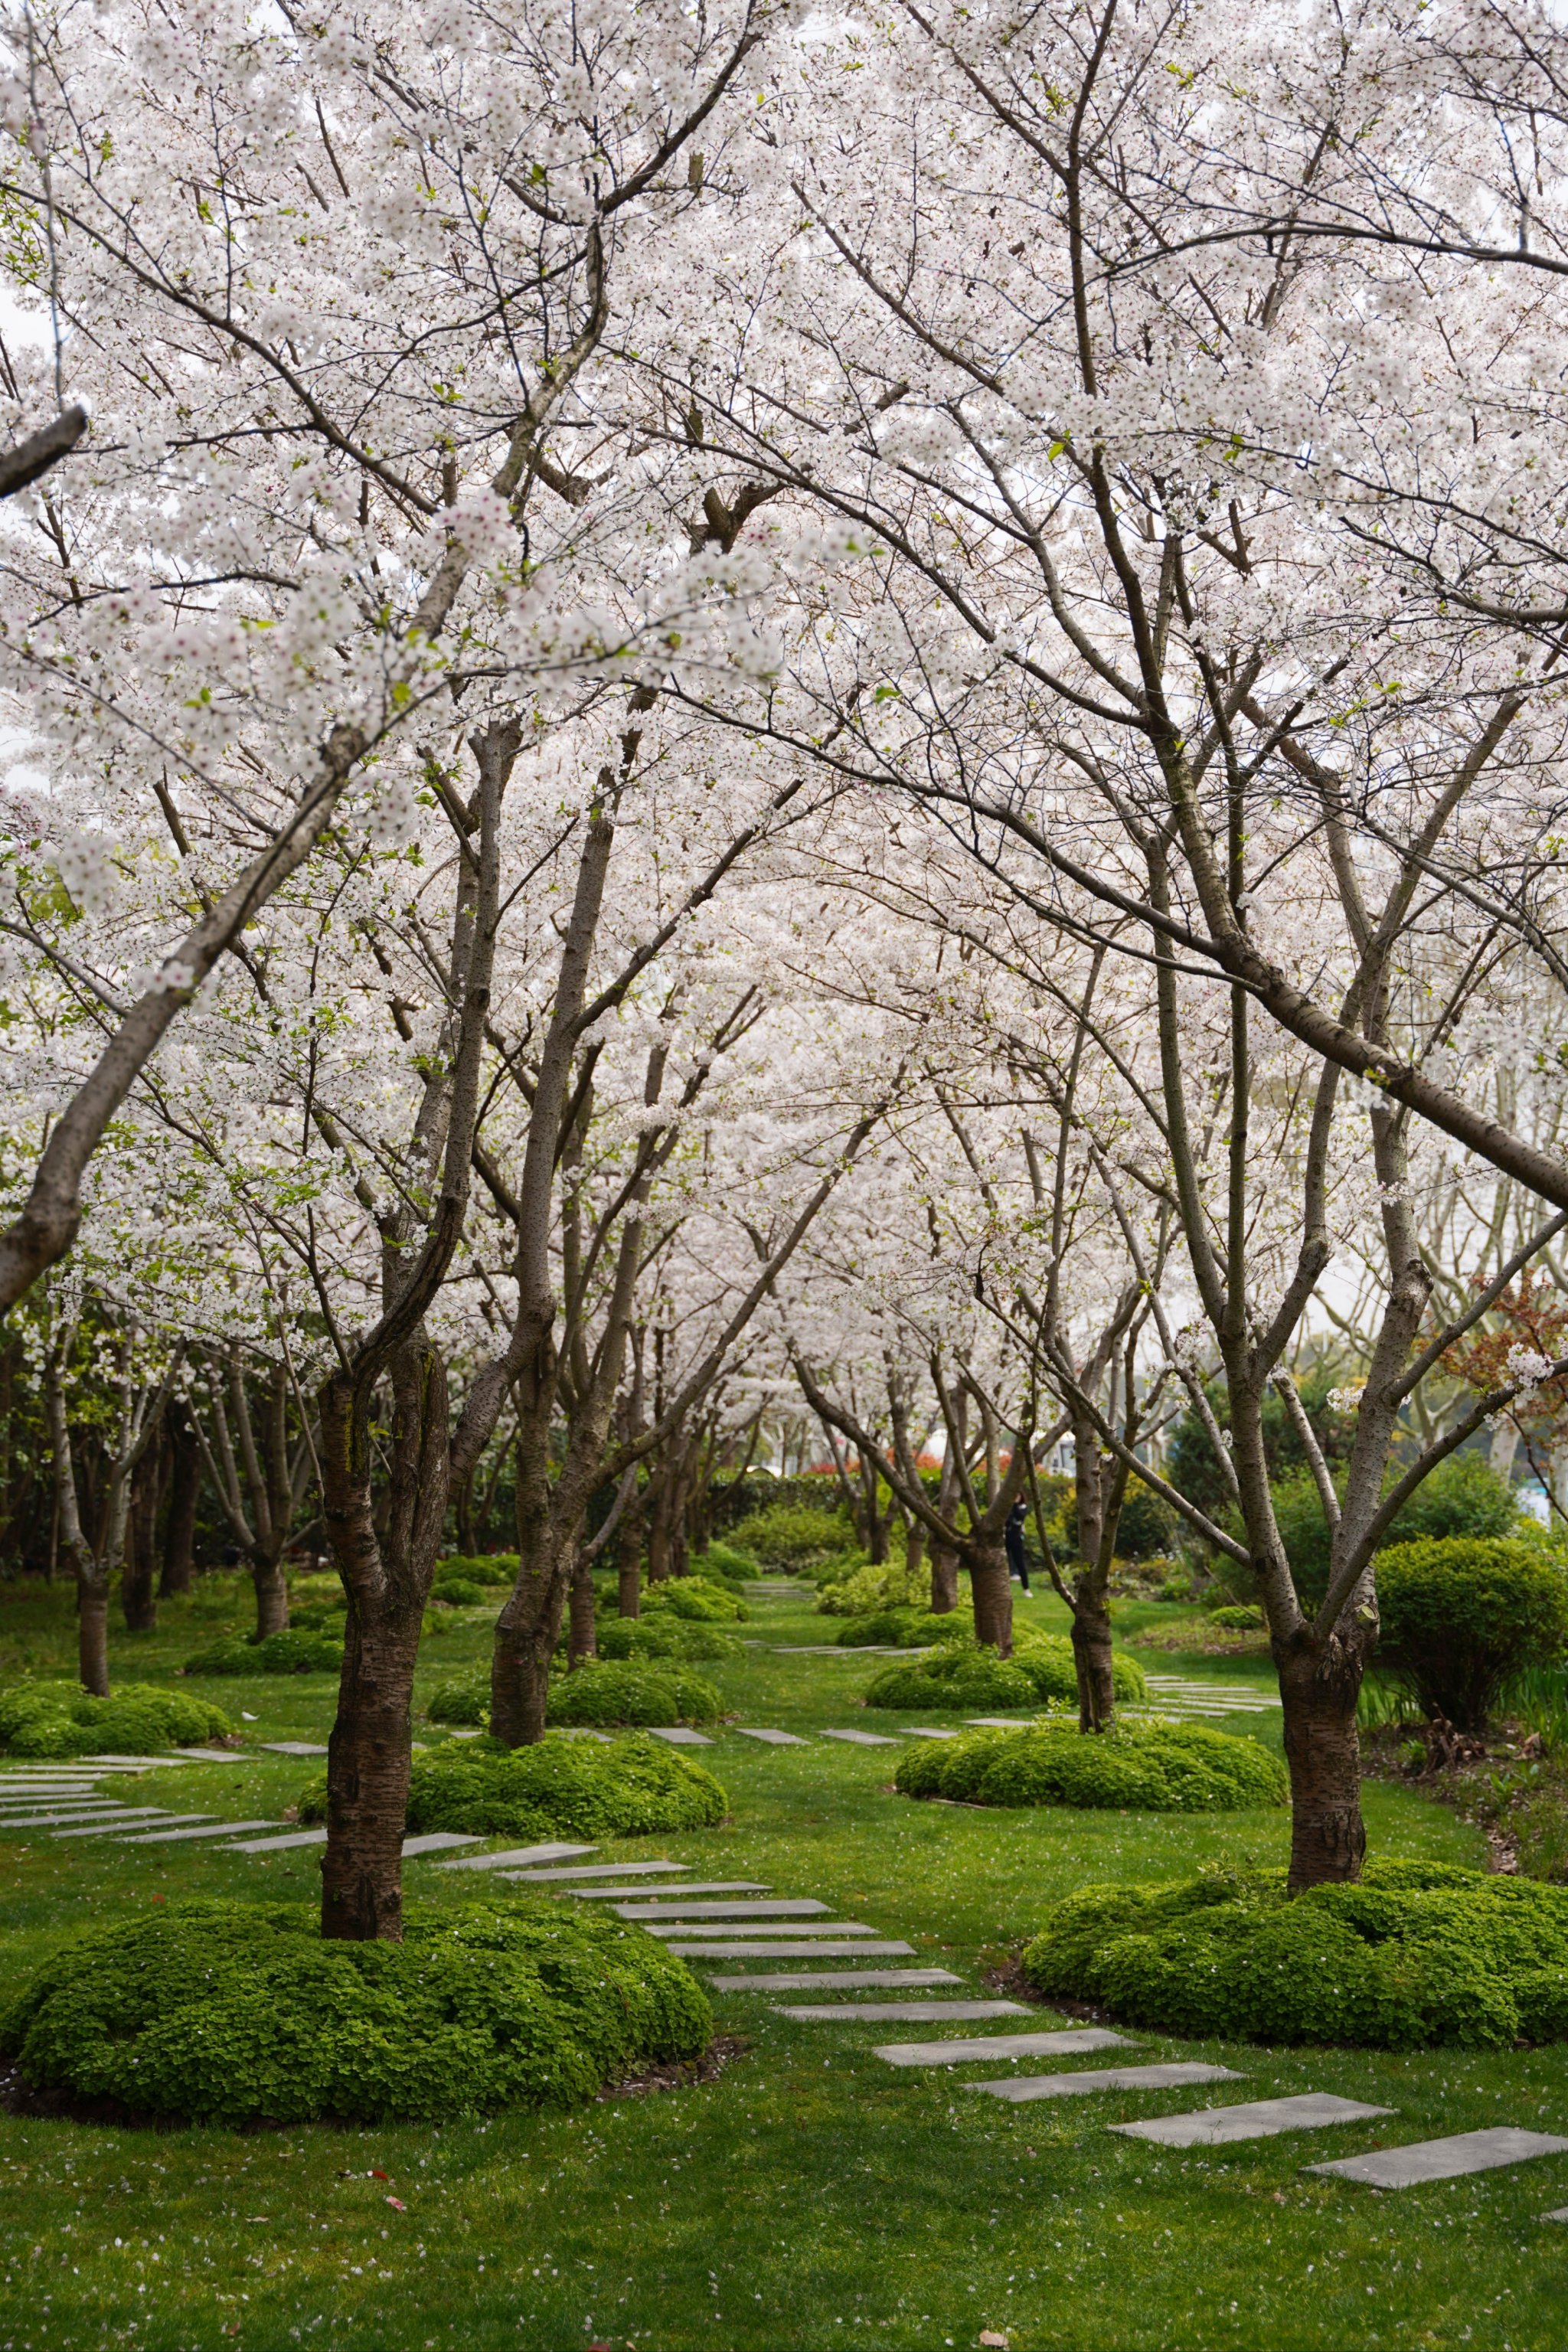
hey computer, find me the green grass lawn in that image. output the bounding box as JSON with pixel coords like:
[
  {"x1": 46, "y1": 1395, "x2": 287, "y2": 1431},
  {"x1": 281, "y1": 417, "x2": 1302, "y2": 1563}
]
[{"x1": 0, "y1": 1576, "x2": 1564, "y2": 2350}]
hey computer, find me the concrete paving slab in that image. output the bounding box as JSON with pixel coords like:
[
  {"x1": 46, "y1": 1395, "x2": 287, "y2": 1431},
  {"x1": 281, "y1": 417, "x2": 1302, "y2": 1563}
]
[
  {"x1": 230, "y1": 1828, "x2": 329, "y2": 1853},
  {"x1": 499, "y1": 1859, "x2": 678, "y2": 1883},
  {"x1": 401, "y1": 1833, "x2": 482, "y2": 1856},
  {"x1": 438, "y1": 1843, "x2": 598, "y2": 1871},
  {"x1": 779, "y1": 2001, "x2": 1031, "y2": 2021},
  {"x1": 969, "y1": 2062, "x2": 1243, "y2": 2105},
  {"x1": 0, "y1": 1802, "x2": 129, "y2": 1818},
  {"x1": 645, "y1": 1728, "x2": 714, "y2": 1746},
  {"x1": 80, "y1": 1753, "x2": 204, "y2": 1765},
  {"x1": 637, "y1": 1919, "x2": 874, "y2": 1938},
  {"x1": 1543, "y1": 2207, "x2": 1568, "y2": 2221},
  {"x1": 678, "y1": 1939, "x2": 916, "y2": 1958},
  {"x1": 877, "y1": 2028, "x2": 1133, "y2": 2066},
  {"x1": 709, "y1": 1968, "x2": 962, "y2": 1990},
  {"x1": 1305, "y1": 2128, "x2": 1568, "y2": 2188},
  {"x1": 904, "y1": 1728, "x2": 958, "y2": 1740},
  {"x1": 54, "y1": 1814, "x2": 214, "y2": 1838},
  {"x1": 113, "y1": 1820, "x2": 282, "y2": 1844},
  {"x1": 257, "y1": 1741, "x2": 330, "y2": 1756},
  {"x1": 178, "y1": 1749, "x2": 243, "y2": 1762},
  {"x1": 819, "y1": 1730, "x2": 900, "y2": 1747},
  {"x1": 734, "y1": 1728, "x2": 806, "y2": 1745},
  {"x1": 1113, "y1": 2093, "x2": 1393, "y2": 2148},
  {"x1": 1, "y1": 1808, "x2": 171, "y2": 1831},
  {"x1": 965, "y1": 1717, "x2": 1032, "y2": 1728},
  {"x1": 567, "y1": 1882, "x2": 766, "y2": 1900},
  {"x1": 613, "y1": 1898, "x2": 829, "y2": 1921}
]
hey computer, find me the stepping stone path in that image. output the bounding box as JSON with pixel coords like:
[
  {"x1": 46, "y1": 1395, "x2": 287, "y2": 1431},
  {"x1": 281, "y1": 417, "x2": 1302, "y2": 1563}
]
[
  {"x1": 713, "y1": 1969, "x2": 962, "y2": 1991},
  {"x1": 904, "y1": 1727, "x2": 957, "y2": 1740},
  {"x1": 568, "y1": 1881, "x2": 766, "y2": 1900},
  {"x1": 876, "y1": 2028, "x2": 1131, "y2": 2067},
  {"x1": 1113, "y1": 2093, "x2": 1393, "y2": 2148},
  {"x1": 1138, "y1": 1676, "x2": 1278, "y2": 1717},
  {"x1": 495, "y1": 1858, "x2": 675, "y2": 1882},
  {"x1": 735, "y1": 1728, "x2": 806, "y2": 1745},
  {"x1": 613, "y1": 1898, "x2": 828, "y2": 1919},
  {"x1": 639, "y1": 1918, "x2": 875, "y2": 1937},
  {"x1": 54, "y1": 1813, "x2": 213, "y2": 1837},
  {"x1": 969, "y1": 2062, "x2": 1243, "y2": 2105},
  {"x1": 646, "y1": 1727, "x2": 714, "y2": 1746},
  {"x1": 116, "y1": 1819, "x2": 281, "y2": 1844},
  {"x1": 820, "y1": 1730, "x2": 899, "y2": 1747},
  {"x1": 782, "y1": 2001, "x2": 1027, "y2": 2022},
  {"x1": 665, "y1": 1939, "x2": 916, "y2": 1958},
  {"x1": 1305, "y1": 2129, "x2": 1568, "y2": 2188},
  {"x1": 442, "y1": 1843, "x2": 599, "y2": 1871},
  {"x1": 232, "y1": 1828, "x2": 328, "y2": 1852},
  {"x1": 258, "y1": 1740, "x2": 330, "y2": 1756}
]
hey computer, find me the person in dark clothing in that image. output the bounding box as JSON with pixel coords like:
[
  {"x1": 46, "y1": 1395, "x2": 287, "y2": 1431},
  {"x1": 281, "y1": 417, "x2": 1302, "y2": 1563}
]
[{"x1": 1004, "y1": 1496, "x2": 1032, "y2": 1594}]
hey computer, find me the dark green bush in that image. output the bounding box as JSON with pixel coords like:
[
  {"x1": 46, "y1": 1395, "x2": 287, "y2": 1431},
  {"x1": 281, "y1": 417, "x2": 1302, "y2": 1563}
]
[
  {"x1": 1021, "y1": 1860, "x2": 1568, "y2": 2047},
  {"x1": 1377, "y1": 1537, "x2": 1568, "y2": 1730},
  {"x1": 896, "y1": 1720, "x2": 1286, "y2": 1811},
  {"x1": 544, "y1": 1660, "x2": 722, "y2": 1727},
  {"x1": 0, "y1": 1897, "x2": 710, "y2": 2125},
  {"x1": 430, "y1": 1577, "x2": 489, "y2": 1609},
  {"x1": 1271, "y1": 1452, "x2": 1521, "y2": 1603},
  {"x1": 642, "y1": 1579, "x2": 748, "y2": 1622},
  {"x1": 436, "y1": 1556, "x2": 518, "y2": 1586},
  {"x1": 0, "y1": 1681, "x2": 232, "y2": 1756},
  {"x1": 1117, "y1": 1476, "x2": 1179, "y2": 1560},
  {"x1": 696, "y1": 1542, "x2": 760, "y2": 1582},
  {"x1": 724, "y1": 1504, "x2": 853, "y2": 1569},
  {"x1": 836, "y1": 1607, "x2": 956, "y2": 1648},
  {"x1": 594, "y1": 1617, "x2": 740, "y2": 1662},
  {"x1": 863, "y1": 1632, "x2": 1146, "y2": 1713},
  {"x1": 426, "y1": 1676, "x2": 489, "y2": 1726},
  {"x1": 1207, "y1": 1604, "x2": 1266, "y2": 1631},
  {"x1": 185, "y1": 1628, "x2": 344, "y2": 1677},
  {"x1": 299, "y1": 1732, "x2": 728, "y2": 1841}
]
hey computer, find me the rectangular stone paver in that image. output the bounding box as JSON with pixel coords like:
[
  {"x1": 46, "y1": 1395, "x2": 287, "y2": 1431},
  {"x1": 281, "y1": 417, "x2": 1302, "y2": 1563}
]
[
  {"x1": 179, "y1": 1749, "x2": 243, "y2": 1762},
  {"x1": 569, "y1": 1882, "x2": 766, "y2": 1900},
  {"x1": 54, "y1": 1813, "x2": 214, "y2": 1838},
  {"x1": 969, "y1": 2062, "x2": 1243, "y2": 2105},
  {"x1": 710, "y1": 1968, "x2": 962, "y2": 1990},
  {"x1": 904, "y1": 1728, "x2": 957, "y2": 1740},
  {"x1": 679, "y1": 1939, "x2": 916, "y2": 1959},
  {"x1": 645, "y1": 1728, "x2": 714, "y2": 1746},
  {"x1": 1113, "y1": 2093, "x2": 1393, "y2": 2148},
  {"x1": 502, "y1": 1859, "x2": 678, "y2": 1883},
  {"x1": 779, "y1": 2000, "x2": 1030, "y2": 2021},
  {"x1": 257, "y1": 1741, "x2": 330, "y2": 1756},
  {"x1": 113, "y1": 1819, "x2": 283, "y2": 1844},
  {"x1": 877, "y1": 2028, "x2": 1133, "y2": 2066},
  {"x1": 734, "y1": 1729, "x2": 806, "y2": 1745},
  {"x1": 614, "y1": 1899, "x2": 828, "y2": 1921},
  {"x1": 638, "y1": 1919, "x2": 874, "y2": 1938},
  {"x1": 819, "y1": 1730, "x2": 900, "y2": 1747},
  {"x1": 231, "y1": 1828, "x2": 329, "y2": 1853},
  {"x1": 1304, "y1": 2128, "x2": 1568, "y2": 2188},
  {"x1": 966, "y1": 1717, "x2": 1031, "y2": 1728},
  {"x1": 0, "y1": 1805, "x2": 142, "y2": 1824},
  {"x1": 401, "y1": 1833, "x2": 482, "y2": 1856},
  {"x1": 440, "y1": 1843, "x2": 598, "y2": 1871}
]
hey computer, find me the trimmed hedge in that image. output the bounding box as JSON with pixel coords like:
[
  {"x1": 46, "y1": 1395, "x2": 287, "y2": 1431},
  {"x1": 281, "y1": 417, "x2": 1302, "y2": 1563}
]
[
  {"x1": 595, "y1": 1617, "x2": 741, "y2": 1662},
  {"x1": 546, "y1": 1660, "x2": 723, "y2": 1727},
  {"x1": 724, "y1": 1504, "x2": 853, "y2": 1569},
  {"x1": 430, "y1": 1577, "x2": 490, "y2": 1608},
  {"x1": 1021, "y1": 1860, "x2": 1568, "y2": 2047},
  {"x1": 185, "y1": 1629, "x2": 344, "y2": 1677},
  {"x1": 816, "y1": 1558, "x2": 927, "y2": 1616},
  {"x1": 1376, "y1": 1537, "x2": 1568, "y2": 1730},
  {"x1": 642, "y1": 1579, "x2": 748, "y2": 1622},
  {"x1": 0, "y1": 1681, "x2": 232, "y2": 1756},
  {"x1": 696, "y1": 1543, "x2": 760, "y2": 1582},
  {"x1": 896, "y1": 1720, "x2": 1286, "y2": 1811},
  {"x1": 300, "y1": 1732, "x2": 728, "y2": 1841},
  {"x1": 863, "y1": 1633, "x2": 1147, "y2": 1713},
  {"x1": 0, "y1": 1897, "x2": 710, "y2": 2125}
]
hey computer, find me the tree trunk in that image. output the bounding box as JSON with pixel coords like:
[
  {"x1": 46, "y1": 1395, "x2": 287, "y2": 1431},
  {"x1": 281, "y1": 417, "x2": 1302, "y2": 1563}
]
[
  {"x1": 616, "y1": 1498, "x2": 642, "y2": 1618},
  {"x1": 1070, "y1": 1587, "x2": 1116, "y2": 1730},
  {"x1": 646, "y1": 1481, "x2": 673, "y2": 1584},
  {"x1": 120, "y1": 1446, "x2": 160, "y2": 1632},
  {"x1": 252, "y1": 1551, "x2": 289, "y2": 1640},
  {"x1": 320, "y1": 1602, "x2": 423, "y2": 1941},
  {"x1": 929, "y1": 1541, "x2": 959, "y2": 1614},
  {"x1": 903, "y1": 1515, "x2": 925, "y2": 1585},
  {"x1": 455, "y1": 1462, "x2": 476, "y2": 1556},
  {"x1": 160, "y1": 1404, "x2": 201, "y2": 1595},
  {"x1": 969, "y1": 1540, "x2": 1014, "y2": 1658},
  {"x1": 491, "y1": 1529, "x2": 570, "y2": 1746},
  {"x1": 78, "y1": 1576, "x2": 109, "y2": 1696},
  {"x1": 568, "y1": 1550, "x2": 596, "y2": 1664},
  {"x1": 1277, "y1": 1644, "x2": 1367, "y2": 1890}
]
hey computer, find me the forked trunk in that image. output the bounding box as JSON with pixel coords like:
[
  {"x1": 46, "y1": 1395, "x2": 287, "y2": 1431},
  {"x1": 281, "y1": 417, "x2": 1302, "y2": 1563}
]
[
  {"x1": 1070, "y1": 1589, "x2": 1116, "y2": 1731},
  {"x1": 491, "y1": 1537, "x2": 570, "y2": 1746},
  {"x1": 929, "y1": 1542, "x2": 959, "y2": 1614},
  {"x1": 568, "y1": 1551, "x2": 596, "y2": 1664},
  {"x1": 969, "y1": 1540, "x2": 1013, "y2": 1658},
  {"x1": 77, "y1": 1578, "x2": 109, "y2": 1697},
  {"x1": 320, "y1": 1602, "x2": 423, "y2": 1941},
  {"x1": 252, "y1": 1552, "x2": 289, "y2": 1640},
  {"x1": 1277, "y1": 1644, "x2": 1367, "y2": 1890}
]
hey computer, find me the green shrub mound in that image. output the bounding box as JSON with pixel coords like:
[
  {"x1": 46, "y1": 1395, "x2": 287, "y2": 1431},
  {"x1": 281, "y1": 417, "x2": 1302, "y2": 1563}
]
[
  {"x1": 836, "y1": 1606, "x2": 957, "y2": 1647},
  {"x1": 863, "y1": 1633, "x2": 1146, "y2": 1713},
  {"x1": 594, "y1": 1617, "x2": 740, "y2": 1662},
  {"x1": 0, "y1": 1681, "x2": 232, "y2": 1756},
  {"x1": 816, "y1": 1557, "x2": 929, "y2": 1616},
  {"x1": 642, "y1": 1578, "x2": 748, "y2": 1622},
  {"x1": 430, "y1": 1576, "x2": 489, "y2": 1608},
  {"x1": 302, "y1": 1732, "x2": 728, "y2": 1841},
  {"x1": 897, "y1": 1720, "x2": 1286, "y2": 1812},
  {"x1": 697, "y1": 1542, "x2": 759, "y2": 1582},
  {"x1": 1021, "y1": 1860, "x2": 1568, "y2": 2048},
  {"x1": 546, "y1": 1660, "x2": 722, "y2": 1727},
  {"x1": 725, "y1": 1504, "x2": 853, "y2": 1569},
  {"x1": 426, "y1": 1675, "x2": 489, "y2": 1725},
  {"x1": 287, "y1": 1597, "x2": 347, "y2": 1632},
  {"x1": 436, "y1": 1555, "x2": 517, "y2": 1586},
  {"x1": 185, "y1": 1628, "x2": 344, "y2": 1677},
  {"x1": 1207, "y1": 1604, "x2": 1265, "y2": 1631},
  {"x1": 0, "y1": 1897, "x2": 710, "y2": 2125},
  {"x1": 1376, "y1": 1537, "x2": 1568, "y2": 1731}
]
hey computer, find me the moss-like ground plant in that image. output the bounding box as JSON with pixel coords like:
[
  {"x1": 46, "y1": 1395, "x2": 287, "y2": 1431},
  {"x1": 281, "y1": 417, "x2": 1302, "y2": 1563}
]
[
  {"x1": 184, "y1": 1628, "x2": 345, "y2": 1676},
  {"x1": 545, "y1": 1658, "x2": 723, "y2": 1726},
  {"x1": 0, "y1": 1679, "x2": 232, "y2": 1754},
  {"x1": 896, "y1": 1718, "x2": 1286, "y2": 1811},
  {"x1": 299, "y1": 1730, "x2": 729, "y2": 1841},
  {"x1": 864, "y1": 1631, "x2": 1146, "y2": 1712}
]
